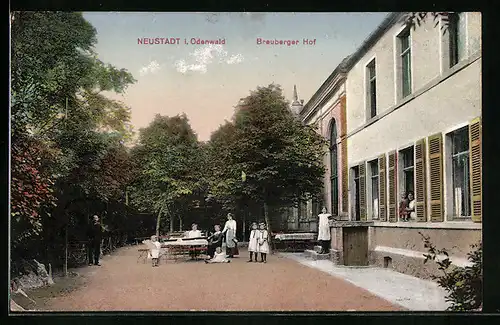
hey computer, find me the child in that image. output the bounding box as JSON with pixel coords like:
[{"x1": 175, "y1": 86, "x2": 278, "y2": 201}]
[
  {"x1": 257, "y1": 222, "x2": 270, "y2": 263},
  {"x1": 204, "y1": 246, "x2": 231, "y2": 264},
  {"x1": 247, "y1": 222, "x2": 259, "y2": 262},
  {"x1": 150, "y1": 235, "x2": 161, "y2": 267}
]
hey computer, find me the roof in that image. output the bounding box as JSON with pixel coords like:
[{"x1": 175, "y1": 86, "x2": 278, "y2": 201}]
[{"x1": 300, "y1": 12, "x2": 405, "y2": 118}]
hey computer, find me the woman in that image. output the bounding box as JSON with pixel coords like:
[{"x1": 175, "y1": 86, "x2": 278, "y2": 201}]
[
  {"x1": 222, "y1": 213, "x2": 238, "y2": 258},
  {"x1": 406, "y1": 192, "x2": 416, "y2": 221},
  {"x1": 317, "y1": 207, "x2": 332, "y2": 254},
  {"x1": 207, "y1": 224, "x2": 223, "y2": 259}
]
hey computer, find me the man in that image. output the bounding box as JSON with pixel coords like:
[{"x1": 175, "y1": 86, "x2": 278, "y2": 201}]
[{"x1": 87, "y1": 215, "x2": 103, "y2": 266}]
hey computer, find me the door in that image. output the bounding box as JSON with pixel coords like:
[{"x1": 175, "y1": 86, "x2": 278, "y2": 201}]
[{"x1": 342, "y1": 227, "x2": 368, "y2": 266}]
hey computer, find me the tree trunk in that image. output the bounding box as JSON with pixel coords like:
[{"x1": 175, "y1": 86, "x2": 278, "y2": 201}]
[
  {"x1": 64, "y1": 223, "x2": 68, "y2": 277},
  {"x1": 242, "y1": 212, "x2": 246, "y2": 242},
  {"x1": 155, "y1": 207, "x2": 163, "y2": 237},
  {"x1": 178, "y1": 215, "x2": 183, "y2": 231},
  {"x1": 169, "y1": 214, "x2": 174, "y2": 233},
  {"x1": 263, "y1": 201, "x2": 274, "y2": 254}
]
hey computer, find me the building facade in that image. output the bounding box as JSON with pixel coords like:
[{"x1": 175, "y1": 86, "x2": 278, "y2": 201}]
[{"x1": 301, "y1": 12, "x2": 482, "y2": 279}]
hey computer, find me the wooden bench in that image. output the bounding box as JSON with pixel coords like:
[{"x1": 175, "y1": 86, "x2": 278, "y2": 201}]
[{"x1": 137, "y1": 248, "x2": 149, "y2": 264}]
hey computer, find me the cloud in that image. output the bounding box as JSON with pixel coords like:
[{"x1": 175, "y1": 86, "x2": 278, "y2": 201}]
[
  {"x1": 139, "y1": 60, "x2": 161, "y2": 76},
  {"x1": 174, "y1": 44, "x2": 244, "y2": 74},
  {"x1": 226, "y1": 54, "x2": 244, "y2": 64}
]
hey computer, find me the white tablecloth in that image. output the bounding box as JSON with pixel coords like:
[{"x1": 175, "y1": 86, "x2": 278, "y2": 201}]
[
  {"x1": 274, "y1": 233, "x2": 316, "y2": 241},
  {"x1": 161, "y1": 239, "x2": 208, "y2": 247}
]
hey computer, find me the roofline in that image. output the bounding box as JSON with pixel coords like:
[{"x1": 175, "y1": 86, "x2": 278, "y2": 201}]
[{"x1": 300, "y1": 12, "x2": 405, "y2": 118}]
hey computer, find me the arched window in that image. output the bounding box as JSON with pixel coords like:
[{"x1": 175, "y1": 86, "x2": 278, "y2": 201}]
[{"x1": 330, "y1": 119, "x2": 339, "y2": 215}]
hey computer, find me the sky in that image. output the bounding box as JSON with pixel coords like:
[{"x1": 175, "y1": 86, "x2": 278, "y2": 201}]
[{"x1": 83, "y1": 12, "x2": 389, "y2": 141}]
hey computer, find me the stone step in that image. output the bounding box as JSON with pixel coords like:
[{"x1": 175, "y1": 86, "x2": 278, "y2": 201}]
[{"x1": 304, "y1": 249, "x2": 330, "y2": 261}]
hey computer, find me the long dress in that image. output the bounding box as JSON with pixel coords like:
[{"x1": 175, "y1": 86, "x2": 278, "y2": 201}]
[
  {"x1": 248, "y1": 229, "x2": 258, "y2": 252},
  {"x1": 257, "y1": 230, "x2": 269, "y2": 254},
  {"x1": 317, "y1": 213, "x2": 331, "y2": 241},
  {"x1": 207, "y1": 231, "x2": 223, "y2": 258},
  {"x1": 223, "y1": 220, "x2": 238, "y2": 256}
]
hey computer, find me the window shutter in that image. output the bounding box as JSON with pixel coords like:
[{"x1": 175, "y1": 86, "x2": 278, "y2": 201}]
[
  {"x1": 428, "y1": 133, "x2": 444, "y2": 222},
  {"x1": 388, "y1": 151, "x2": 397, "y2": 222},
  {"x1": 359, "y1": 162, "x2": 367, "y2": 221},
  {"x1": 469, "y1": 117, "x2": 482, "y2": 222},
  {"x1": 415, "y1": 139, "x2": 427, "y2": 222},
  {"x1": 378, "y1": 154, "x2": 387, "y2": 221}
]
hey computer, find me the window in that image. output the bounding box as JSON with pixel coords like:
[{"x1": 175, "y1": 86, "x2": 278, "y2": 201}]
[
  {"x1": 352, "y1": 166, "x2": 360, "y2": 221},
  {"x1": 449, "y1": 13, "x2": 467, "y2": 67},
  {"x1": 450, "y1": 127, "x2": 471, "y2": 217},
  {"x1": 401, "y1": 147, "x2": 415, "y2": 196},
  {"x1": 366, "y1": 59, "x2": 377, "y2": 119},
  {"x1": 330, "y1": 120, "x2": 339, "y2": 215},
  {"x1": 369, "y1": 160, "x2": 379, "y2": 219},
  {"x1": 399, "y1": 29, "x2": 412, "y2": 98}
]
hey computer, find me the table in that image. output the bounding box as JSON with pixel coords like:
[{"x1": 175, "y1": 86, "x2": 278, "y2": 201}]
[{"x1": 161, "y1": 239, "x2": 208, "y2": 261}]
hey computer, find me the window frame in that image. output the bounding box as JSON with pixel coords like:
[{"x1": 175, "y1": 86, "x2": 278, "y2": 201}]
[
  {"x1": 329, "y1": 119, "x2": 339, "y2": 215},
  {"x1": 365, "y1": 58, "x2": 377, "y2": 120},
  {"x1": 445, "y1": 126, "x2": 472, "y2": 220},
  {"x1": 368, "y1": 159, "x2": 380, "y2": 220},
  {"x1": 399, "y1": 29, "x2": 412, "y2": 98}
]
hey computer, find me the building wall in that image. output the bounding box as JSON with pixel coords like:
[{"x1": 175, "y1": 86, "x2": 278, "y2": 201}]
[
  {"x1": 348, "y1": 58, "x2": 481, "y2": 165},
  {"x1": 346, "y1": 12, "x2": 482, "y2": 135},
  {"x1": 339, "y1": 12, "x2": 482, "y2": 279},
  {"x1": 304, "y1": 84, "x2": 346, "y2": 216},
  {"x1": 369, "y1": 226, "x2": 481, "y2": 279}
]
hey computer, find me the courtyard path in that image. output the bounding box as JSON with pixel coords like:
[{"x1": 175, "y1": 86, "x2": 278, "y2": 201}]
[{"x1": 42, "y1": 245, "x2": 405, "y2": 311}]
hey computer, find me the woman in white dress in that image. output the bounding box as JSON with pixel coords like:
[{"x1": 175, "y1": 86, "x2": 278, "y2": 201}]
[
  {"x1": 222, "y1": 213, "x2": 238, "y2": 257},
  {"x1": 257, "y1": 222, "x2": 270, "y2": 263},
  {"x1": 247, "y1": 222, "x2": 259, "y2": 262},
  {"x1": 317, "y1": 207, "x2": 332, "y2": 254}
]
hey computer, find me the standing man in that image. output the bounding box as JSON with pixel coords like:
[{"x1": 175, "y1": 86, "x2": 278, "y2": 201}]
[{"x1": 87, "y1": 215, "x2": 103, "y2": 266}]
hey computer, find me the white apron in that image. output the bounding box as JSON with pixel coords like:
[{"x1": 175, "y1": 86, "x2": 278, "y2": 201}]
[
  {"x1": 248, "y1": 229, "x2": 259, "y2": 252},
  {"x1": 317, "y1": 213, "x2": 331, "y2": 241},
  {"x1": 257, "y1": 230, "x2": 269, "y2": 254}
]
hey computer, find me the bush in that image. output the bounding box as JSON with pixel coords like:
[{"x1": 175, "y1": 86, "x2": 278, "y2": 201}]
[{"x1": 419, "y1": 232, "x2": 482, "y2": 311}]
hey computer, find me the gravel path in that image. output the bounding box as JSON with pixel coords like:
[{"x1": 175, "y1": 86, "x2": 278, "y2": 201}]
[{"x1": 43, "y1": 245, "x2": 404, "y2": 311}]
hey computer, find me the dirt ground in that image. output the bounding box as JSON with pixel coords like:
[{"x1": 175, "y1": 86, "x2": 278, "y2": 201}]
[{"x1": 31, "y1": 245, "x2": 404, "y2": 311}]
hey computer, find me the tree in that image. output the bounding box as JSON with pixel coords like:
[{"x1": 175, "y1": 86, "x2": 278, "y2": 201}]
[
  {"x1": 207, "y1": 84, "x2": 328, "y2": 250},
  {"x1": 420, "y1": 232, "x2": 482, "y2": 311},
  {"x1": 130, "y1": 114, "x2": 205, "y2": 236},
  {"x1": 401, "y1": 12, "x2": 453, "y2": 34},
  {"x1": 10, "y1": 11, "x2": 137, "y2": 272}
]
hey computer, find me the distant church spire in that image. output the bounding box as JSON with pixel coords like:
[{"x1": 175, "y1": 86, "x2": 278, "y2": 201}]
[{"x1": 290, "y1": 84, "x2": 303, "y2": 116}]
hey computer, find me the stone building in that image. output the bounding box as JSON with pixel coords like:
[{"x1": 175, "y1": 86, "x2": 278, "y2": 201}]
[{"x1": 300, "y1": 12, "x2": 482, "y2": 278}]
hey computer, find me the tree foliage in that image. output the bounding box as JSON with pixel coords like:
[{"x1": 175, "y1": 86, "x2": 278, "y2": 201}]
[
  {"x1": 420, "y1": 232, "x2": 482, "y2": 311},
  {"x1": 207, "y1": 84, "x2": 327, "y2": 238},
  {"x1": 129, "y1": 114, "x2": 205, "y2": 234},
  {"x1": 10, "y1": 11, "x2": 139, "y2": 271},
  {"x1": 401, "y1": 12, "x2": 453, "y2": 34}
]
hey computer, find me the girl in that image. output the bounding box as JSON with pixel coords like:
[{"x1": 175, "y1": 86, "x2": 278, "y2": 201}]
[
  {"x1": 257, "y1": 222, "x2": 270, "y2": 263},
  {"x1": 204, "y1": 247, "x2": 231, "y2": 264},
  {"x1": 150, "y1": 235, "x2": 161, "y2": 267},
  {"x1": 247, "y1": 222, "x2": 259, "y2": 262}
]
